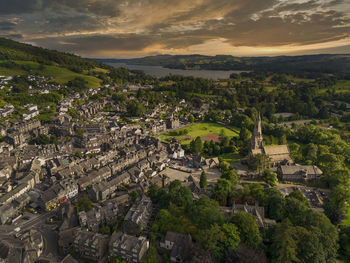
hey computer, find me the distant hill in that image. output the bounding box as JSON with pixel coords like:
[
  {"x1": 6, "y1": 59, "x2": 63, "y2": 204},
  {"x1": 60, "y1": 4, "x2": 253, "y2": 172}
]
[
  {"x1": 95, "y1": 54, "x2": 350, "y2": 78},
  {"x1": 0, "y1": 37, "x2": 102, "y2": 72},
  {"x1": 0, "y1": 38, "x2": 112, "y2": 89}
]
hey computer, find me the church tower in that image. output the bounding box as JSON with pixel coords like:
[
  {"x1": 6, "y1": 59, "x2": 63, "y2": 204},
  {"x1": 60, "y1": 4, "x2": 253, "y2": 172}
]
[{"x1": 249, "y1": 113, "x2": 263, "y2": 151}]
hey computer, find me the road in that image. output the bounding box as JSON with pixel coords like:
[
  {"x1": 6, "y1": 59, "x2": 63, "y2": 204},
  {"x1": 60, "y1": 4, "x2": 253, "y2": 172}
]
[
  {"x1": 37, "y1": 224, "x2": 59, "y2": 259},
  {"x1": 7, "y1": 210, "x2": 57, "y2": 235}
]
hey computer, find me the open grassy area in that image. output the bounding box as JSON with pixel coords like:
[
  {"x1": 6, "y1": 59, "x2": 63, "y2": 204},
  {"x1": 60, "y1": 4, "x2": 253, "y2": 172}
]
[
  {"x1": 333, "y1": 80, "x2": 350, "y2": 94},
  {"x1": 219, "y1": 152, "x2": 241, "y2": 164},
  {"x1": 187, "y1": 92, "x2": 220, "y2": 98},
  {"x1": 319, "y1": 80, "x2": 350, "y2": 95},
  {"x1": 158, "y1": 122, "x2": 239, "y2": 145},
  {"x1": 0, "y1": 60, "x2": 102, "y2": 89}
]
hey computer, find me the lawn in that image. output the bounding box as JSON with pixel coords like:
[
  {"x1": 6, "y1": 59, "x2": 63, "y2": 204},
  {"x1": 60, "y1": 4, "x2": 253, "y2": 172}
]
[
  {"x1": 319, "y1": 80, "x2": 350, "y2": 95},
  {"x1": 158, "y1": 122, "x2": 239, "y2": 145},
  {"x1": 0, "y1": 60, "x2": 102, "y2": 89},
  {"x1": 219, "y1": 152, "x2": 241, "y2": 164}
]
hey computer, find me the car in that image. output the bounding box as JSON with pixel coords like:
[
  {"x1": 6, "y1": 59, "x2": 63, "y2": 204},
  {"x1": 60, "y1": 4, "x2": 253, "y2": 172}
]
[{"x1": 23, "y1": 216, "x2": 30, "y2": 220}]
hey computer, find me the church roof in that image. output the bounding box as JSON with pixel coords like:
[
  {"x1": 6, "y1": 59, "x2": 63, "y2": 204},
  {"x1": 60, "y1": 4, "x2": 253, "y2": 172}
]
[
  {"x1": 263, "y1": 145, "x2": 290, "y2": 155},
  {"x1": 251, "y1": 149, "x2": 263, "y2": 155}
]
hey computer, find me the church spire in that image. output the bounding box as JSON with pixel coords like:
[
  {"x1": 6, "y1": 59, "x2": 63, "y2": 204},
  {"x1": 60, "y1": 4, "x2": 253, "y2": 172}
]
[{"x1": 249, "y1": 113, "x2": 263, "y2": 150}]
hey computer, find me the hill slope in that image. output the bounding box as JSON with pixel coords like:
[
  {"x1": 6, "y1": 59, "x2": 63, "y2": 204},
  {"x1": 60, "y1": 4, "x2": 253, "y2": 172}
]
[{"x1": 0, "y1": 37, "x2": 106, "y2": 89}]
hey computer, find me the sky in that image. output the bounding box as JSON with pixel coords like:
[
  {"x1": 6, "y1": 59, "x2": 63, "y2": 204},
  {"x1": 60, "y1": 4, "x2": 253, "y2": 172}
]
[{"x1": 0, "y1": 0, "x2": 350, "y2": 58}]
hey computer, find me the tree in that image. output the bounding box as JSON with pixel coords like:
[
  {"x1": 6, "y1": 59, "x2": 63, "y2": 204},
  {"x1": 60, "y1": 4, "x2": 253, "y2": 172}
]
[
  {"x1": 190, "y1": 196, "x2": 224, "y2": 229},
  {"x1": 75, "y1": 195, "x2": 93, "y2": 212},
  {"x1": 129, "y1": 190, "x2": 139, "y2": 202},
  {"x1": 168, "y1": 180, "x2": 193, "y2": 208},
  {"x1": 270, "y1": 220, "x2": 300, "y2": 263},
  {"x1": 249, "y1": 154, "x2": 270, "y2": 174},
  {"x1": 188, "y1": 114, "x2": 195, "y2": 123},
  {"x1": 75, "y1": 150, "x2": 83, "y2": 158},
  {"x1": 126, "y1": 100, "x2": 146, "y2": 117},
  {"x1": 190, "y1": 136, "x2": 203, "y2": 154},
  {"x1": 278, "y1": 134, "x2": 287, "y2": 145},
  {"x1": 197, "y1": 224, "x2": 226, "y2": 262},
  {"x1": 200, "y1": 171, "x2": 207, "y2": 189},
  {"x1": 264, "y1": 170, "x2": 278, "y2": 187},
  {"x1": 222, "y1": 223, "x2": 240, "y2": 250},
  {"x1": 230, "y1": 211, "x2": 262, "y2": 248},
  {"x1": 212, "y1": 179, "x2": 233, "y2": 206},
  {"x1": 219, "y1": 161, "x2": 230, "y2": 171},
  {"x1": 222, "y1": 170, "x2": 238, "y2": 185},
  {"x1": 142, "y1": 244, "x2": 157, "y2": 263},
  {"x1": 239, "y1": 127, "x2": 251, "y2": 142}
]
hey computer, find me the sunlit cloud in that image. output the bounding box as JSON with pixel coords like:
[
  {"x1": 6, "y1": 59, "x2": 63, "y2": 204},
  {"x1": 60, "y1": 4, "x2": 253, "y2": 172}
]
[{"x1": 0, "y1": 0, "x2": 349, "y2": 57}]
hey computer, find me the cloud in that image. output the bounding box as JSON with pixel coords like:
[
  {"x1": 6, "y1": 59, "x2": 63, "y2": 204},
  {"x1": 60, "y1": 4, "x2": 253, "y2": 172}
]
[
  {"x1": 0, "y1": 21, "x2": 17, "y2": 31},
  {"x1": 1, "y1": 0, "x2": 349, "y2": 57}
]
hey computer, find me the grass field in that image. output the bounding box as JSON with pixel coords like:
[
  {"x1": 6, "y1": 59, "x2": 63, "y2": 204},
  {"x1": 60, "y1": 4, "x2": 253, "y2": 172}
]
[
  {"x1": 158, "y1": 122, "x2": 239, "y2": 145},
  {"x1": 219, "y1": 152, "x2": 241, "y2": 164},
  {"x1": 0, "y1": 60, "x2": 102, "y2": 89},
  {"x1": 319, "y1": 80, "x2": 350, "y2": 95}
]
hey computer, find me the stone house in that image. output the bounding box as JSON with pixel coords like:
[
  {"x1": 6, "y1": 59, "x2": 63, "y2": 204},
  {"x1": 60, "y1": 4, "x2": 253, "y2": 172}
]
[
  {"x1": 72, "y1": 229, "x2": 109, "y2": 262},
  {"x1": 160, "y1": 231, "x2": 192, "y2": 263},
  {"x1": 78, "y1": 202, "x2": 118, "y2": 231},
  {"x1": 278, "y1": 165, "x2": 323, "y2": 182},
  {"x1": 89, "y1": 172, "x2": 130, "y2": 202},
  {"x1": 109, "y1": 232, "x2": 149, "y2": 263},
  {"x1": 39, "y1": 179, "x2": 78, "y2": 211},
  {"x1": 122, "y1": 195, "x2": 153, "y2": 235},
  {"x1": 127, "y1": 166, "x2": 144, "y2": 183}
]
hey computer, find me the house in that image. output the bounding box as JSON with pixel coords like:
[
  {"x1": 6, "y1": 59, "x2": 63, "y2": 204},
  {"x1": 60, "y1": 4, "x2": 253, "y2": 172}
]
[
  {"x1": 0, "y1": 230, "x2": 44, "y2": 263},
  {"x1": 78, "y1": 202, "x2": 118, "y2": 231},
  {"x1": 137, "y1": 159, "x2": 150, "y2": 171},
  {"x1": 278, "y1": 165, "x2": 323, "y2": 182},
  {"x1": 39, "y1": 179, "x2": 78, "y2": 211},
  {"x1": 58, "y1": 227, "x2": 79, "y2": 255},
  {"x1": 0, "y1": 104, "x2": 14, "y2": 119},
  {"x1": 167, "y1": 143, "x2": 185, "y2": 159},
  {"x1": 72, "y1": 229, "x2": 109, "y2": 262},
  {"x1": 221, "y1": 202, "x2": 275, "y2": 228},
  {"x1": 0, "y1": 183, "x2": 31, "y2": 205},
  {"x1": 160, "y1": 231, "x2": 192, "y2": 263},
  {"x1": 166, "y1": 117, "x2": 180, "y2": 130},
  {"x1": 205, "y1": 157, "x2": 219, "y2": 168},
  {"x1": 145, "y1": 169, "x2": 157, "y2": 178},
  {"x1": 109, "y1": 232, "x2": 149, "y2": 263},
  {"x1": 77, "y1": 166, "x2": 111, "y2": 191},
  {"x1": 127, "y1": 166, "x2": 144, "y2": 183},
  {"x1": 23, "y1": 104, "x2": 39, "y2": 120},
  {"x1": 123, "y1": 195, "x2": 153, "y2": 235}
]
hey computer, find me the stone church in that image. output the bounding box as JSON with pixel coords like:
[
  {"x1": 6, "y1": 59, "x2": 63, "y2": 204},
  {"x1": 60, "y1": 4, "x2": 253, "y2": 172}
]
[{"x1": 249, "y1": 114, "x2": 293, "y2": 167}]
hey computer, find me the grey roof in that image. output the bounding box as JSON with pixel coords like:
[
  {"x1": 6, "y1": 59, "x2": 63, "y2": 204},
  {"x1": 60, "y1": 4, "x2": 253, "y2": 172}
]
[{"x1": 280, "y1": 165, "x2": 322, "y2": 175}]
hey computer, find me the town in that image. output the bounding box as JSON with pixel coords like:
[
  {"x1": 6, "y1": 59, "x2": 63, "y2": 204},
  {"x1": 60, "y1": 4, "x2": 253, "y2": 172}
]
[{"x1": 0, "y1": 36, "x2": 349, "y2": 263}]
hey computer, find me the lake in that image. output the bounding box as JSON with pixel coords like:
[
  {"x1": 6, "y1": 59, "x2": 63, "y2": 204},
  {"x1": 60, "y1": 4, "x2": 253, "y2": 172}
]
[{"x1": 108, "y1": 62, "x2": 247, "y2": 80}]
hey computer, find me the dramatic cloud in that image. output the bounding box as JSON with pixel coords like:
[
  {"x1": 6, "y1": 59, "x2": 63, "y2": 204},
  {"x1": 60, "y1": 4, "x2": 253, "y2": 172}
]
[{"x1": 0, "y1": 0, "x2": 349, "y2": 57}]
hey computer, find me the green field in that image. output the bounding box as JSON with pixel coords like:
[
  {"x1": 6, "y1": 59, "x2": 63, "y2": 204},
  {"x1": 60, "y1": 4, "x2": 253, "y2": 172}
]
[
  {"x1": 158, "y1": 122, "x2": 239, "y2": 145},
  {"x1": 0, "y1": 60, "x2": 102, "y2": 89},
  {"x1": 218, "y1": 152, "x2": 241, "y2": 164},
  {"x1": 319, "y1": 80, "x2": 350, "y2": 95}
]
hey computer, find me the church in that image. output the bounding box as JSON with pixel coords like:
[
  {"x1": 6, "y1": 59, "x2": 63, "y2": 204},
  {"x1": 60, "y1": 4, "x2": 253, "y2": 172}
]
[{"x1": 249, "y1": 114, "x2": 293, "y2": 167}]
